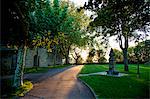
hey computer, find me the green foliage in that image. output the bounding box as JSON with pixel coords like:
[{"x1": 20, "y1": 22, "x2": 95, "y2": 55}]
[
  {"x1": 72, "y1": 48, "x2": 84, "y2": 64},
  {"x1": 2, "y1": 0, "x2": 90, "y2": 91},
  {"x1": 86, "y1": 0, "x2": 149, "y2": 36},
  {"x1": 57, "y1": 3, "x2": 91, "y2": 61},
  {"x1": 113, "y1": 49, "x2": 123, "y2": 63},
  {"x1": 79, "y1": 64, "x2": 150, "y2": 98},
  {"x1": 98, "y1": 56, "x2": 107, "y2": 63},
  {"x1": 86, "y1": 48, "x2": 107, "y2": 63},
  {"x1": 127, "y1": 40, "x2": 150, "y2": 63},
  {"x1": 128, "y1": 47, "x2": 137, "y2": 63},
  {"x1": 84, "y1": 0, "x2": 149, "y2": 71},
  {"x1": 12, "y1": 80, "x2": 33, "y2": 97},
  {"x1": 86, "y1": 48, "x2": 96, "y2": 63},
  {"x1": 96, "y1": 49, "x2": 107, "y2": 63},
  {"x1": 21, "y1": 0, "x2": 91, "y2": 61},
  {"x1": 134, "y1": 40, "x2": 150, "y2": 63}
]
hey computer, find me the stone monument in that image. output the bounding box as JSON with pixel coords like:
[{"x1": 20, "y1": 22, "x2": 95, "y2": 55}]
[{"x1": 106, "y1": 48, "x2": 119, "y2": 75}]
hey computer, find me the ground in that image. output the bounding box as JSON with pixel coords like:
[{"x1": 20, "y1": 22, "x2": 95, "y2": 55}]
[{"x1": 21, "y1": 65, "x2": 95, "y2": 99}]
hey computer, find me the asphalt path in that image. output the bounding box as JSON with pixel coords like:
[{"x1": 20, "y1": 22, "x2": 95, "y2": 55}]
[{"x1": 21, "y1": 65, "x2": 95, "y2": 99}]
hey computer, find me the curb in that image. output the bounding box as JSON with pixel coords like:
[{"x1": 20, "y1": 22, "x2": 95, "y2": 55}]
[{"x1": 77, "y1": 77, "x2": 98, "y2": 99}]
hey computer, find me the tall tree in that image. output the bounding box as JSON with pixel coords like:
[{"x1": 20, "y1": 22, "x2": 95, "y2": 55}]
[
  {"x1": 2, "y1": 0, "x2": 68, "y2": 88},
  {"x1": 1, "y1": 0, "x2": 90, "y2": 88},
  {"x1": 84, "y1": 0, "x2": 149, "y2": 71},
  {"x1": 71, "y1": 47, "x2": 83, "y2": 64},
  {"x1": 57, "y1": 2, "x2": 91, "y2": 64},
  {"x1": 134, "y1": 39, "x2": 150, "y2": 63},
  {"x1": 1, "y1": 0, "x2": 30, "y2": 88}
]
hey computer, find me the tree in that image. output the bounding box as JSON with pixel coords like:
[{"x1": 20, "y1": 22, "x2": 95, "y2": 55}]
[
  {"x1": 96, "y1": 49, "x2": 107, "y2": 63},
  {"x1": 84, "y1": 0, "x2": 149, "y2": 71},
  {"x1": 127, "y1": 40, "x2": 150, "y2": 64},
  {"x1": 30, "y1": 0, "x2": 90, "y2": 65},
  {"x1": 113, "y1": 49, "x2": 123, "y2": 63},
  {"x1": 134, "y1": 39, "x2": 150, "y2": 63},
  {"x1": 86, "y1": 48, "x2": 96, "y2": 63},
  {"x1": 1, "y1": 0, "x2": 84, "y2": 88},
  {"x1": 1, "y1": 0, "x2": 89, "y2": 88},
  {"x1": 57, "y1": 2, "x2": 91, "y2": 64},
  {"x1": 1, "y1": 0, "x2": 31, "y2": 88},
  {"x1": 128, "y1": 47, "x2": 137, "y2": 63},
  {"x1": 11, "y1": 0, "x2": 55, "y2": 88},
  {"x1": 71, "y1": 48, "x2": 83, "y2": 64}
]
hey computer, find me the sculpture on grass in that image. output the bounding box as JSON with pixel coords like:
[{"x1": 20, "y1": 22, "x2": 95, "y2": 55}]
[{"x1": 107, "y1": 48, "x2": 119, "y2": 75}]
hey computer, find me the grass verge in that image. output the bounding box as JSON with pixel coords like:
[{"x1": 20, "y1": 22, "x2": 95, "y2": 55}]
[
  {"x1": 79, "y1": 64, "x2": 150, "y2": 98},
  {"x1": 24, "y1": 64, "x2": 71, "y2": 74}
]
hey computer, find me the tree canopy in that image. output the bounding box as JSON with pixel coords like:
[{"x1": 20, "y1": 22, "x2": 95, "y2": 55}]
[
  {"x1": 84, "y1": 0, "x2": 150, "y2": 71},
  {"x1": 1, "y1": 0, "x2": 90, "y2": 88}
]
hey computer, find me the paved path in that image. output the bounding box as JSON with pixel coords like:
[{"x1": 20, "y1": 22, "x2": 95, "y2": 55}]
[
  {"x1": 24, "y1": 66, "x2": 74, "y2": 84},
  {"x1": 21, "y1": 65, "x2": 95, "y2": 99},
  {"x1": 1, "y1": 66, "x2": 73, "y2": 83}
]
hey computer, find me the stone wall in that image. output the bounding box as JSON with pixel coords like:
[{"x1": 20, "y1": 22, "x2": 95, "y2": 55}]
[
  {"x1": 25, "y1": 48, "x2": 63, "y2": 68},
  {"x1": 47, "y1": 53, "x2": 63, "y2": 65},
  {"x1": 25, "y1": 48, "x2": 36, "y2": 67},
  {"x1": 1, "y1": 47, "x2": 17, "y2": 76}
]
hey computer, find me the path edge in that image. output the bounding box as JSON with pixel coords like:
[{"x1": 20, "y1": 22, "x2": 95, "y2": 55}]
[{"x1": 77, "y1": 77, "x2": 98, "y2": 99}]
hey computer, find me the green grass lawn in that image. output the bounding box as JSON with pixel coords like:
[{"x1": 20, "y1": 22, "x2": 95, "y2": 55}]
[
  {"x1": 24, "y1": 64, "x2": 71, "y2": 74},
  {"x1": 79, "y1": 64, "x2": 150, "y2": 98}
]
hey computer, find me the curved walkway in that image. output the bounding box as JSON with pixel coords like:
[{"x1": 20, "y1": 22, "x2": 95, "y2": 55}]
[{"x1": 21, "y1": 65, "x2": 95, "y2": 99}]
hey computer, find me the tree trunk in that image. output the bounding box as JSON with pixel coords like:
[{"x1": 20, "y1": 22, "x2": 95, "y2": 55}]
[
  {"x1": 53, "y1": 46, "x2": 57, "y2": 66},
  {"x1": 13, "y1": 45, "x2": 24, "y2": 88},
  {"x1": 65, "y1": 47, "x2": 70, "y2": 64},
  {"x1": 123, "y1": 48, "x2": 129, "y2": 71},
  {"x1": 75, "y1": 59, "x2": 78, "y2": 65},
  {"x1": 21, "y1": 46, "x2": 27, "y2": 85},
  {"x1": 65, "y1": 56, "x2": 69, "y2": 64},
  {"x1": 35, "y1": 47, "x2": 39, "y2": 70}
]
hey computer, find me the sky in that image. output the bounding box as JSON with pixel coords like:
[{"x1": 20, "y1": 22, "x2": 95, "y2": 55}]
[
  {"x1": 69, "y1": 0, "x2": 88, "y2": 6},
  {"x1": 68, "y1": 0, "x2": 150, "y2": 61}
]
